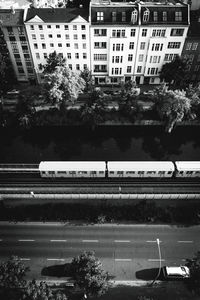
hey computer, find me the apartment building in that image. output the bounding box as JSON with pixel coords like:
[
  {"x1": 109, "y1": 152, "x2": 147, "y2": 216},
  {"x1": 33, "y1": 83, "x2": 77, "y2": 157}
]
[{"x1": 90, "y1": 0, "x2": 189, "y2": 85}]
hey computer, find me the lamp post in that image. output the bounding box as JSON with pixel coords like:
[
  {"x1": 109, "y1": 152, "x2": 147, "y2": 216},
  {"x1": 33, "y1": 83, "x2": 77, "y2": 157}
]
[{"x1": 150, "y1": 238, "x2": 162, "y2": 286}]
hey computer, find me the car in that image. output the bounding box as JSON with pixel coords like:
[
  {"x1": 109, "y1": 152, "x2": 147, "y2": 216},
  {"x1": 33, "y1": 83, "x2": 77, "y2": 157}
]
[{"x1": 162, "y1": 266, "x2": 190, "y2": 279}]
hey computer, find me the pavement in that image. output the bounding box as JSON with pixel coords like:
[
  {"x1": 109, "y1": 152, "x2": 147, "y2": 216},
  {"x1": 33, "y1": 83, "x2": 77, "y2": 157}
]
[{"x1": 0, "y1": 223, "x2": 199, "y2": 282}]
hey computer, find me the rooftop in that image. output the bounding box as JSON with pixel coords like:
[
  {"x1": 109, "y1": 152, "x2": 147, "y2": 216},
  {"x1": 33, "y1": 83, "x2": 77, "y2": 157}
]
[
  {"x1": 0, "y1": 8, "x2": 24, "y2": 26},
  {"x1": 91, "y1": 0, "x2": 187, "y2": 7}
]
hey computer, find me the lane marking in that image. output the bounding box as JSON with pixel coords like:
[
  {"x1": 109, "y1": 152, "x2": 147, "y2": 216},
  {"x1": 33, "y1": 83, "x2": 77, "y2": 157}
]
[
  {"x1": 20, "y1": 258, "x2": 30, "y2": 261},
  {"x1": 114, "y1": 240, "x2": 130, "y2": 243},
  {"x1": 18, "y1": 239, "x2": 35, "y2": 242},
  {"x1": 115, "y1": 259, "x2": 132, "y2": 262},
  {"x1": 146, "y1": 240, "x2": 162, "y2": 243},
  {"x1": 178, "y1": 241, "x2": 193, "y2": 243},
  {"x1": 47, "y1": 258, "x2": 65, "y2": 261},
  {"x1": 50, "y1": 240, "x2": 67, "y2": 242},
  {"x1": 148, "y1": 259, "x2": 165, "y2": 262},
  {"x1": 82, "y1": 240, "x2": 99, "y2": 243}
]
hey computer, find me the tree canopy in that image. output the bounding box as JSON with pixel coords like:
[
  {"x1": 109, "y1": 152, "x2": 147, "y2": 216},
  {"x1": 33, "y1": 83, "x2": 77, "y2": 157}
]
[
  {"x1": 42, "y1": 51, "x2": 67, "y2": 74},
  {"x1": 186, "y1": 251, "x2": 200, "y2": 295},
  {"x1": 80, "y1": 68, "x2": 94, "y2": 92},
  {"x1": 0, "y1": 53, "x2": 16, "y2": 94},
  {"x1": 44, "y1": 65, "x2": 86, "y2": 105},
  {"x1": 70, "y1": 251, "x2": 109, "y2": 297}
]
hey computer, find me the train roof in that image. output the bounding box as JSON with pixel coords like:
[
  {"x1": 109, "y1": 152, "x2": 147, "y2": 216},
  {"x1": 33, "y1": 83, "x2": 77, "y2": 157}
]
[
  {"x1": 39, "y1": 161, "x2": 106, "y2": 171},
  {"x1": 107, "y1": 161, "x2": 174, "y2": 171},
  {"x1": 175, "y1": 161, "x2": 200, "y2": 171}
]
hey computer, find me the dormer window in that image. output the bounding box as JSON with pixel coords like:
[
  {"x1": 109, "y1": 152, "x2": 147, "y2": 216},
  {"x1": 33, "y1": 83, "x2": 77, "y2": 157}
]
[
  {"x1": 175, "y1": 11, "x2": 182, "y2": 22},
  {"x1": 153, "y1": 11, "x2": 158, "y2": 22},
  {"x1": 163, "y1": 11, "x2": 167, "y2": 22},
  {"x1": 143, "y1": 9, "x2": 150, "y2": 23},
  {"x1": 97, "y1": 11, "x2": 104, "y2": 22},
  {"x1": 122, "y1": 11, "x2": 126, "y2": 22},
  {"x1": 112, "y1": 11, "x2": 117, "y2": 22},
  {"x1": 131, "y1": 9, "x2": 138, "y2": 24}
]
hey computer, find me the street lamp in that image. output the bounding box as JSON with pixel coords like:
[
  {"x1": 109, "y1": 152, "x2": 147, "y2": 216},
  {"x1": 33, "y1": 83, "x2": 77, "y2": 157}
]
[{"x1": 150, "y1": 238, "x2": 162, "y2": 286}]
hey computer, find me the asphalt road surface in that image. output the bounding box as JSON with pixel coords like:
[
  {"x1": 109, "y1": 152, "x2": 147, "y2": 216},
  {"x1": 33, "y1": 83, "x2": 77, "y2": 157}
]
[{"x1": 0, "y1": 223, "x2": 199, "y2": 281}]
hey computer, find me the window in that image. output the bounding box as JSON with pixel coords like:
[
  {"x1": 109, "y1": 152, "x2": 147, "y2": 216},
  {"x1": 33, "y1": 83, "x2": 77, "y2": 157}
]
[
  {"x1": 97, "y1": 11, "x2": 104, "y2": 21},
  {"x1": 170, "y1": 28, "x2": 184, "y2": 36},
  {"x1": 175, "y1": 11, "x2": 182, "y2": 22},
  {"x1": 128, "y1": 54, "x2": 133, "y2": 61},
  {"x1": 122, "y1": 11, "x2": 126, "y2": 22},
  {"x1": 66, "y1": 43, "x2": 70, "y2": 47},
  {"x1": 38, "y1": 25, "x2": 43, "y2": 30},
  {"x1": 47, "y1": 25, "x2": 51, "y2": 29},
  {"x1": 18, "y1": 67, "x2": 24, "y2": 74},
  {"x1": 112, "y1": 11, "x2": 117, "y2": 22},
  {"x1": 153, "y1": 11, "x2": 158, "y2": 22},
  {"x1": 130, "y1": 29, "x2": 136, "y2": 37},
  {"x1": 75, "y1": 53, "x2": 79, "y2": 59},
  {"x1": 36, "y1": 53, "x2": 40, "y2": 59},
  {"x1": 168, "y1": 42, "x2": 181, "y2": 49},
  {"x1": 56, "y1": 25, "x2": 60, "y2": 29},
  {"x1": 94, "y1": 29, "x2": 107, "y2": 36},
  {"x1": 34, "y1": 43, "x2": 38, "y2": 49},
  {"x1": 94, "y1": 54, "x2": 107, "y2": 61},
  {"x1": 65, "y1": 34, "x2": 69, "y2": 39},
  {"x1": 81, "y1": 25, "x2": 86, "y2": 30},
  {"x1": 94, "y1": 42, "x2": 107, "y2": 49},
  {"x1": 58, "y1": 43, "x2": 62, "y2": 47},
  {"x1": 30, "y1": 25, "x2": 34, "y2": 30},
  {"x1": 48, "y1": 34, "x2": 53, "y2": 38},
  {"x1": 9, "y1": 36, "x2": 16, "y2": 42},
  {"x1": 74, "y1": 43, "x2": 78, "y2": 49},
  {"x1": 143, "y1": 9, "x2": 150, "y2": 22},
  {"x1": 129, "y1": 42, "x2": 134, "y2": 49},
  {"x1": 32, "y1": 34, "x2": 36, "y2": 40},
  {"x1": 68, "y1": 64, "x2": 72, "y2": 69},
  {"x1": 42, "y1": 43, "x2": 46, "y2": 49},
  {"x1": 163, "y1": 11, "x2": 167, "y2": 22},
  {"x1": 131, "y1": 9, "x2": 138, "y2": 24},
  {"x1": 43, "y1": 53, "x2": 47, "y2": 59},
  {"x1": 94, "y1": 65, "x2": 107, "y2": 72},
  {"x1": 186, "y1": 42, "x2": 192, "y2": 50},
  {"x1": 14, "y1": 54, "x2": 20, "y2": 59},
  {"x1": 57, "y1": 34, "x2": 61, "y2": 38},
  {"x1": 139, "y1": 54, "x2": 144, "y2": 62},
  {"x1": 22, "y1": 45, "x2": 28, "y2": 53},
  {"x1": 64, "y1": 25, "x2": 68, "y2": 30},
  {"x1": 67, "y1": 53, "x2": 71, "y2": 59},
  {"x1": 40, "y1": 34, "x2": 44, "y2": 39},
  {"x1": 137, "y1": 66, "x2": 142, "y2": 73},
  {"x1": 73, "y1": 25, "x2": 77, "y2": 30},
  {"x1": 50, "y1": 43, "x2": 54, "y2": 47},
  {"x1": 140, "y1": 42, "x2": 145, "y2": 50},
  {"x1": 152, "y1": 29, "x2": 166, "y2": 37},
  {"x1": 83, "y1": 43, "x2": 86, "y2": 49},
  {"x1": 192, "y1": 43, "x2": 198, "y2": 50},
  {"x1": 127, "y1": 66, "x2": 131, "y2": 73},
  {"x1": 7, "y1": 26, "x2": 13, "y2": 34},
  {"x1": 112, "y1": 29, "x2": 125, "y2": 38},
  {"x1": 74, "y1": 34, "x2": 78, "y2": 40},
  {"x1": 83, "y1": 53, "x2": 87, "y2": 59},
  {"x1": 142, "y1": 29, "x2": 147, "y2": 37},
  {"x1": 16, "y1": 61, "x2": 22, "y2": 66},
  {"x1": 82, "y1": 34, "x2": 86, "y2": 40}
]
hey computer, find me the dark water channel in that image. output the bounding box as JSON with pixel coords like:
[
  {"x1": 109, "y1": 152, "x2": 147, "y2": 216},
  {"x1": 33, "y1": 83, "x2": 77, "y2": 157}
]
[{"x1": 0, "y1": 126, "x2": 200, "y2": 163}]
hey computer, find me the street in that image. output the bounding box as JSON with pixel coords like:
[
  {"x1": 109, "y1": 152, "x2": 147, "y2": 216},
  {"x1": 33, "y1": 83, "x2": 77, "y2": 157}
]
[{"x1": 0, "y1": 223, "x2": 199, "y2": 281}]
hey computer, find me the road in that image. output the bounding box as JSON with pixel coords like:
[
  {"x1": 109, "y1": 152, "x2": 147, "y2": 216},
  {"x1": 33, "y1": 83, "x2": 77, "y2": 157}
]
[{"x1": 0, "y1": 223, "x2": 199, "y2": 281}]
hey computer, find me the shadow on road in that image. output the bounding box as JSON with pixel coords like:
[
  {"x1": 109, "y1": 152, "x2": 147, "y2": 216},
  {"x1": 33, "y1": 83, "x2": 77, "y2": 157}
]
[
  {"x1": 41, "y1": 263, "x2": 72, "y2": 277},
  {"x1": 136, "y1": 268, "x2": 165, "y2": 281}
]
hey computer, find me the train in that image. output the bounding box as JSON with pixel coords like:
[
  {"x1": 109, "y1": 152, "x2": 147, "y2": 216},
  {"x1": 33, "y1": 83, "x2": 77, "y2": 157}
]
[{"x1": 0, "y1": 161, "x2": 200, "y2": 178}]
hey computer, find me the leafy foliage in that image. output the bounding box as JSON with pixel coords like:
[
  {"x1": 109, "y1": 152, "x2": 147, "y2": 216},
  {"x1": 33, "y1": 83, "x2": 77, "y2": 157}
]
[
  {"x1": 159, "y1": 56, "x2": 189, "y2": 88},
  {"x1": 44, "y1": 66, "x2": 86, "y2": 105},
  {"x1": 186, "y1": 251, "x2": 200, "y2": 295},
  {"x1": 0, "y1": 53, "x2": 16, "y2": 94},
  {"x1": 80, "y1": 68, "x2": 94, "y2": 92},
  {"x1": 42, "y1": 51, "x2": 67, "y2": 74},
  {"x1": 70, "y1": 251, "x2": 109, "y2": 297}
]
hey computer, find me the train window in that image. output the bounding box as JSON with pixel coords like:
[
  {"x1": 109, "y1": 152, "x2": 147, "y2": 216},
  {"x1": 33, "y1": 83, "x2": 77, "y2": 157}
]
[
  {"x1": 41, "y1": 171, "x2": 46, "y2": 174},
  {"x1": 138, "y1": 171, "x2": 144, "y2": 174},
  {"x1": 117, "y1": 171, "x2": 123, "y2": 174},
  {"x1": 78, "y1": 171, "x2": 87, "y2": 174},
  {"x1": 158, "y1": 171, "x2": 165, "y2": 174},
  {"x1": 57, "y1": 171, "x2": 66, "y2": 174},
  {"x1": 99, "y1": 171, "x2": 104, "y2": 174},
  {"x1": 179, "y1": 171, "x2": 183, "y2": 174},
  {"x1": 195, "y1": 171, "x2": 200, "y2": 174},
  {"x1": 186, "y1": 171, "x2": 193, "y2": 174},
  {"x1": 69, "y1": 171, "x2": 76, "y2": 174},
  {"x1": 109, "y1": 171, "x2": 114, "y2": 174},
  {"x1": 91, "y1": 171, "x2": 97, "y2": 174},
  {"x1": 126, "y1": 171, "x2": 135, "y2": 174},
  {"x1": 167, "y1": 171, "x2": 171, "y2": 174},
  {"x1": 48, "y1": 171, "x2": 55, "y2": 174}
]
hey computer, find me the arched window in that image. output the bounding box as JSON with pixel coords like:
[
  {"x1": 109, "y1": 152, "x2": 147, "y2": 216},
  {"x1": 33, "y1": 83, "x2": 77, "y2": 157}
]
[
  {"x1": 131, "y1": 9, "x2": 138, "y2": 24},
  {"x1": 143, "y1": 9, "x2": 150, "y2": 23}
]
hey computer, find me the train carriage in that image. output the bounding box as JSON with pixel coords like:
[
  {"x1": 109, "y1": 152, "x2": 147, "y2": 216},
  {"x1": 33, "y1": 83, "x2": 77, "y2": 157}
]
[
  {"x1": 39, "y1": 161, "x2": 106, "y2": 178},
  {"x1": 107, "y1": 161, "x2": 175, "y2": 178},
  {"x1": 175, "y1": 161, "x2": 200, "y2": 177}
]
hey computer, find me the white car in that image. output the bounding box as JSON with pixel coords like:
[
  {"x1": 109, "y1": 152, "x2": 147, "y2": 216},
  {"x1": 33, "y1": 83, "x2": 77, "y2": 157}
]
[{"x1": 163, "y1": 266, "x2": 190, "y2": 279}]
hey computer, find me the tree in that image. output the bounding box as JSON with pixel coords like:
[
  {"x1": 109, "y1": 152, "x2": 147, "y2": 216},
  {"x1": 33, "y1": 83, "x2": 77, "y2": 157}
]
[
  {"x1": 159, "y1": 56, "x2": 189, "y2": 88},
  {"x1": 80, "y1": 68, "x2": 94, "y2": 92},
  {"x1": 186, "y1": 251, "x2": 200, "y2": 295},
  {"x1": 120, "y1": 80, "x2": 140, "y2": 98},
  {"x1": 0, "y1": 53, "x2": 16, "y2": 94},
  {"x1": 155, "y1": 88, "x2": 191, "y2": 133},
  {"x1": 70, "y1": 251, "x2": 109, "y2": 298},
  {"x1": 42, "y1": 51, "x2": 67, "y2": 74},
  {"x1": 44, "y1": 66, "x2": 86, "y2": 105},
  {"x1": 186, "y1": 84, "x2": 200, "y2": 119}
]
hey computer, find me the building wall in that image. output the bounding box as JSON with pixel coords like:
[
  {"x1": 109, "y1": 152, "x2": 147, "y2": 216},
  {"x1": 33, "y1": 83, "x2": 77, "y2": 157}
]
[{"x1": 182, "y1": 37, "x2": 200, "y2": 82}]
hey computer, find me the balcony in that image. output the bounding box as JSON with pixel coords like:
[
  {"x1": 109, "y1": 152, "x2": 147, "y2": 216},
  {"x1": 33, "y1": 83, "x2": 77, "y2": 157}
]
[{"x1": 94, "y1": 69, "x2": 107, "y2": 73}]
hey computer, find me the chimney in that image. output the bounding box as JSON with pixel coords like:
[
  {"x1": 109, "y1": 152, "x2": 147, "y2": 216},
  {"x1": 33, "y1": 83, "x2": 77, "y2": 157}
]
[{"x1": 10, "y1": 5, "x2": 15, "y2": 14}]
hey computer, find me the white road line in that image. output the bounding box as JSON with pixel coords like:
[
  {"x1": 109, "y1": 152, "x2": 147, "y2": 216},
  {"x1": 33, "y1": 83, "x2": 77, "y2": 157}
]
[
  {"x1": 115, "y1": 259, "x2": 132, "y2": 262},
  {"x1": 178, "y1": 241, "x2": 193, "y2": 243},
  {"x1": 114, "y1": 240, "x2": 130, "y2": 243},
  {"x1": 20, "y1": 258, "x2": 30, "y2": 261},
  {"x1": 82, "y1": 240, "x2": 99, "y2": 243},
  {"x1": 50, "y1": 240, "x2": 67, "y2": 242},
  {"x1": 146, "y1": 240, "x2": 162, "y2": 243},
  {"x1": 18, "y1": 239, "x2": 35, "y2": 242},
  {"x1": 47, "y1": 258, "x2": 65, "y2": 261},
  {"x1": 148, "y1": 259, "x2": 165, "y2": 262}
]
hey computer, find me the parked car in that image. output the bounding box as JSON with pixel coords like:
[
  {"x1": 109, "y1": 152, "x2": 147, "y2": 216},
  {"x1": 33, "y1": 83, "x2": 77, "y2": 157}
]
[{"x1": 162, "y1": 266, "x2": 190, "y2": 279}]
